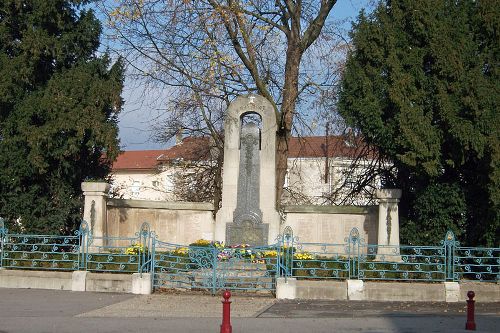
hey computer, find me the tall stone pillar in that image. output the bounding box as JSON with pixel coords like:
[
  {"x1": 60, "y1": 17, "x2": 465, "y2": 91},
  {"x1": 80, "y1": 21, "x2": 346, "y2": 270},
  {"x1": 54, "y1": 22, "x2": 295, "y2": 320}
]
[
  {"x1": 375, "y1": 189, "x2": 402, "y2": 261},
  {"x1": 215, "y1": 95, "x2": 281, "y2": 244},
  {"x1": 82, "y1": 182, "x2": 109, "y2": 246}
]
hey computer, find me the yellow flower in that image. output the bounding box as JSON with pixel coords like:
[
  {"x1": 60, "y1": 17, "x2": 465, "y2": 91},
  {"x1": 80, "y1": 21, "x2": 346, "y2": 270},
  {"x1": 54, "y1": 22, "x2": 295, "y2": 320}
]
[
  {"x1": 125, "y1": 243, "x2": 145, "y2": 255},
  {"x1": 262, "y1": 250, "x2": 278, "y2": 257},
  {"x1": 294, "y1": 252, "x2": 314, "y2": 260},
  {"x1": 191, "y1": 239, "x2": 212, "y2": 246},
  {"x1": 173, "y1": 247, "x2": 189, "y2": 255}
]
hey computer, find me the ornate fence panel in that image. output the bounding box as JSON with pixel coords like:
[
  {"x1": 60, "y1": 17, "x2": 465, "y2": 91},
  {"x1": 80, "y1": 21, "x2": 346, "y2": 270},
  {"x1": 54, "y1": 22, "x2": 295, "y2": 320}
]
[
  {"x1": 358, "y1": 244, "x2": 446, "y2": 281},
  {"x1": 441, "y1": 230, "x2": 499, "y2": 282},
  {"x1": 151, "y1": 238, "x2": 279, "y2": 294},
  {"x1": 284, "y1": 228, "x2": 351, "y2": 280},
  {"x1": 1, "y1": 218, "x2": 498, "y2": 286},
  {"x1": 278, "y1": 227, "x2": 497, "y2": 283},
  {"x1": 81, "y1": 222, "x2": 152, "y2": 273},
  {"x1": 0, "y1": 221, "x2": 83, "y2": 271},
  {"x1": 152, "y1": 239, "x2": 216, "y2": 292},
  {"x1": 453, "y1": 246, "x2": 499, "y2": 282}
]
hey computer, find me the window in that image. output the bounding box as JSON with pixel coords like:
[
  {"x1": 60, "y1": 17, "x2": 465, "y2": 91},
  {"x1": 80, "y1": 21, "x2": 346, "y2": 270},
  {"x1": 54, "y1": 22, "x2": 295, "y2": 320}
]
[
  {"x1": 130, "y1": 180, "x2": 141, "y2": 197},
  {"x1": 283, "y1": 169, "x2": 290, "y2": 188},
  {"x1": 152, "y1": 180, "x2": 160, "y2": 187}
]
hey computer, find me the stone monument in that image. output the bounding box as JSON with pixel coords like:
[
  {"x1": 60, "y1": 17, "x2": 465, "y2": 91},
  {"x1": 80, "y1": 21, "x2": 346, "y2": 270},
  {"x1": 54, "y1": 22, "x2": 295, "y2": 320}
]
[
  {"x1": 226, "y1": 122, "x2": 268, "y2": 245},
  {"x1": 215, "y1": 95, "x2": 280, "y2": 245},
  {"x1": 375, "y1": 189, "x2": 402, "y2": 261}
]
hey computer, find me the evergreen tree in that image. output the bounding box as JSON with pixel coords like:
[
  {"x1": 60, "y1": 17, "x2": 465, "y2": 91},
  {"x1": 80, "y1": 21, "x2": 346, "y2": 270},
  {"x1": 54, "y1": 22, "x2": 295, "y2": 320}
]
[
  {"x1": 338, "y1": 0, "x2": 499, "y2": 245},
  {"x1": 0, "y1": 0, "x2": 123, "y2": 234}
]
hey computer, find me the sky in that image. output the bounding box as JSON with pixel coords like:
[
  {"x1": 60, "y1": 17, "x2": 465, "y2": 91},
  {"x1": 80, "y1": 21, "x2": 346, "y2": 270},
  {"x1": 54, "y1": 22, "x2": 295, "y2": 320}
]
[{"x1": 112, "y1": 0, "x2": 374, "y2": 151}]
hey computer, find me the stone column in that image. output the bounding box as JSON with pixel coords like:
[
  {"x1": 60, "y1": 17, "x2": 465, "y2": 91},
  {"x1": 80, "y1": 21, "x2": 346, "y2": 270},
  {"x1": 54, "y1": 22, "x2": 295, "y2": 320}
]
[
  {"x1": 375, "y1": 189, "x2": 402, "y2": 261},
  {"x1": 215, "y1": 95, "x2": 280, "y2": 244},
  {"x1": 82, "y1": 182, "x2": 110, "y2": 247}
]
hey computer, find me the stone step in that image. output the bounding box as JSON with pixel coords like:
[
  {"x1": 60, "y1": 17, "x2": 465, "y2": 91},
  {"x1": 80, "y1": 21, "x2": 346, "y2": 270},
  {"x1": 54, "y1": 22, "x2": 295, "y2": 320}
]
[
  {"x1": 156, "y1": 276, "x2": 274, "y2": 291},
  {"x1": 154, "y1": 259, "x2": 276, "y2": 292},
  {"x1": 216, "y1": 260, "x2": 269, "y2": 271},
  {"x1": 155, "y1": 271, "x2": 274, "y2": 287}
]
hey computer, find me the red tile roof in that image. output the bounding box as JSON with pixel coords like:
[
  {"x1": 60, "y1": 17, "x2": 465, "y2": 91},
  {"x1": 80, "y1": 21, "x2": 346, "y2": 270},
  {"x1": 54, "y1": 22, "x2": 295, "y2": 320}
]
[
  {"x1": 112, "y1": 137, "x2": 211, "y2": 171},
  {"x1": 112, "y1": 135, "x2": 369, "y2": 171},
  {"x1": 111, "y1": 150, "x2": 167, "y2": 170},
  {"x1": 288, "y1": 136, "x2": 364, "y2": 158}
]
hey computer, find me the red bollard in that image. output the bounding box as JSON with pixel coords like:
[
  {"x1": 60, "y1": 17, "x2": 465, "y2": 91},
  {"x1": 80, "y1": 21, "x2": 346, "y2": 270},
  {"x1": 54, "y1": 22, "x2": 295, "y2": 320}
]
[
  {"x1": 220, "y1": 290, "x2": 232, "y2": 333},
  {"x1": 465, "y1": 290, "x2": 476, "y2": 331}
]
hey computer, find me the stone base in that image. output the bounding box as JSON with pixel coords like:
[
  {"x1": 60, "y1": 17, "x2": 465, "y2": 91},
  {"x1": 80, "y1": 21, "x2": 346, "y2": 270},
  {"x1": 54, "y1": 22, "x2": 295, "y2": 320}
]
[
  {"x1": 71, "y1": 271, "x2": 87, "y2": 291},
  {"x1": 444, "y1": 282, "x2": 460, "y2": 302},
  {"x1": 132, "y1": 273, "x2": 152, "y2": 294},
  {"x1": 276, "y1": 277, "x2": 297, "y2": 299},
  {"x1": 347, "y1": 279, "x2": 365, "y2": 300},
  {"x1": 225, "y1": 221, "x2": 269, "y2": 246}
]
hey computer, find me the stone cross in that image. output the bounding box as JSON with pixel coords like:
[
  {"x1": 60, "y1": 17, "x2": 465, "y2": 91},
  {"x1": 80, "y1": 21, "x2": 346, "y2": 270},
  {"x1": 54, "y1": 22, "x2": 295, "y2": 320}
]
[
  {"x1": 226, "y1": 122, "x2": 268, "y2": 245},
  {"x1": 233, "y1": 122, "x2": 263, "y2": 225}
]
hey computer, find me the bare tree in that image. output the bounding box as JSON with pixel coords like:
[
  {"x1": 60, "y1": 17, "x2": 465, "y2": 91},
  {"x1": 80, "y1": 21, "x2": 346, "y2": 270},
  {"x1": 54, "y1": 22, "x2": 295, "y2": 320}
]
[
  {"x1": 170, "y1": 137, "x2": 223, "y2": 209},
  {"x1": 98, "y1": 0, "x2": 348, "y2": 207}
]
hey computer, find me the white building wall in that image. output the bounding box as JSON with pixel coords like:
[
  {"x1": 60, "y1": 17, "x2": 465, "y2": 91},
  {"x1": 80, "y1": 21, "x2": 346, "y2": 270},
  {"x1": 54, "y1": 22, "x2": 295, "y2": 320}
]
[
  {"x1": 110, "y1": 169, "x2": 176, "y2": 201},
  {"x1": 285, "y1": 157, "x2": 379, "y2": 205},
  {"x1": 111, "y1": 157, "x2": 380, "y2": 204}
]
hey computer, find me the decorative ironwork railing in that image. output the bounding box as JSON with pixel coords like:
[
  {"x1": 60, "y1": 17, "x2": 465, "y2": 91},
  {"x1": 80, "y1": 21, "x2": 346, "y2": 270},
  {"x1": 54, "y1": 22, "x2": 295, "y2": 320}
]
[
  {"x1": 283, "y1": 228, "x2": 499, "y2": 283},
  {"x1": 0, "y1": 218, "x2": 84, "y2": 271},
  {"x1": 0, "y1": 218, "x2": 498, "y2": 287},
  {"x1": 81, "y1": 222, "x2": 152, "y2": 274},
  {"x1": 151, "y1": 238, "x2": 279, "y2": 294},
  {"x1": 453, "y1": 247, "x2": 499, "y2": 282},
  {"x1": 0, "y1": 220, "x2": 152, "y2": 274}
]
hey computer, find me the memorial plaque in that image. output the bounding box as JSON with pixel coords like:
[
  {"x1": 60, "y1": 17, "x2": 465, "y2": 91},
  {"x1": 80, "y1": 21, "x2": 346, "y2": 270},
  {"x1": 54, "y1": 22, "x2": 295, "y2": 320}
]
[{"x1": 226, "y1": 221, "x2": 269, "y2": 246}]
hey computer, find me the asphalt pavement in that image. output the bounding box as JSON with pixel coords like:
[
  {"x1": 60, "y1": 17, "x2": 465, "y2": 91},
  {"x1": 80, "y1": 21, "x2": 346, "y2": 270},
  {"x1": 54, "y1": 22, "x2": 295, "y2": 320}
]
[{"x1": 0, "y1": 288, "x2": 498, "y2": 333}]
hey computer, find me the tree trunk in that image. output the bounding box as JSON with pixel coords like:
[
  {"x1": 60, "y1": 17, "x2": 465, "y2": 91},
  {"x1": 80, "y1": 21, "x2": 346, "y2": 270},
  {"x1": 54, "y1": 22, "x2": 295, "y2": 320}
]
[{"x1": 276, "y1": 37, "x2": 302, "y2": 206}]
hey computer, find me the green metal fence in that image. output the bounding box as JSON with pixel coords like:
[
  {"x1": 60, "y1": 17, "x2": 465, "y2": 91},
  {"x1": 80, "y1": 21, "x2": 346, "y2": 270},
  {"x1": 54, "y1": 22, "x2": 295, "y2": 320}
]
[
  {"x1": 0, "y1": 218, "x2": 498, "y2": 291},
  {"x1": 151, "y1": 238, "x2": 279, "y2": 294},
  {"x1": 280, "y1": 227, "x2": 499, "y2": 282},
  {"x1": 0, "y1": 219, "x2": 151, "y2": 274},
  {"x1": 81, "y1": 222, "x2": 152, "y2": 273}
]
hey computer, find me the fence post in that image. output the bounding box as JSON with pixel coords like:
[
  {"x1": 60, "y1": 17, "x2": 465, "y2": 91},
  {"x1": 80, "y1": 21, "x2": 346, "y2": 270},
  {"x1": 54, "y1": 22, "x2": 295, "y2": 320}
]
[
  {"x1": 0, "y1": 217, "x2": 5, "y2": 268},
  {"x1": 150, "y1": 236, "x2": 156, "y2": 290},
  {"x1": 443, "y1": 231, "x2": 458, "y2": 281},
  {"x1": 348, "y1": 228, "x2": 360, "y2": 279},
  {"x1": 138, "y1": 222, "x2": 151, "y2": 273},
  {"x1": 78, "y1": 220, "x2": 89, "y2": 271},
  {"x1": 281, "y1": 226, "x2": 294, "y2": 280},
  {"x1": 212, "y1": 245, "x2": 219, "y2": 295}
]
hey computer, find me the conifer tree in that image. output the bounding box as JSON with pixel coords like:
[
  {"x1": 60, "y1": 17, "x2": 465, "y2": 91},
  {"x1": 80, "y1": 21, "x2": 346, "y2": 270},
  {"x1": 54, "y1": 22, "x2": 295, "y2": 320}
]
[
  {"x1": 0, "y1": 0, "x2": 123, "y2": 233},
  {"x1": 338, "y1": 0, "x2": 499, "y2": 245}
]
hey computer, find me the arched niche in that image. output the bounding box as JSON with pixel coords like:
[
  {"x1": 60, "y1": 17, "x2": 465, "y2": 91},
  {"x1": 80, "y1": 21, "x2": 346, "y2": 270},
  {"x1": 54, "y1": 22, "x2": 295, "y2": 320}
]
[{"x1": 215, "y1": 95, "x2": 280, "y2": 245}]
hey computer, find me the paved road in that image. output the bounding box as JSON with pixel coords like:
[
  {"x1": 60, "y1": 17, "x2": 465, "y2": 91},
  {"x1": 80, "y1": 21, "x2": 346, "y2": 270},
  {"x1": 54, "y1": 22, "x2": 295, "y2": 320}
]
[{"x1": 0, "y1": 288, "x2": 499, "y2": 333}]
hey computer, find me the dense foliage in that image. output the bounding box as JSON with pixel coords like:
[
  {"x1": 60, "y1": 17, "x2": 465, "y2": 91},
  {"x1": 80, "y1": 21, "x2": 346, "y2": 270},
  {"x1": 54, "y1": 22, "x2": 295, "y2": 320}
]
[
  {"x1": 338, "y1": 0, "x2": 499, "y2": 245},
  {"x1": 0, "y1": 0, "x2": 123, "y2": 234}
]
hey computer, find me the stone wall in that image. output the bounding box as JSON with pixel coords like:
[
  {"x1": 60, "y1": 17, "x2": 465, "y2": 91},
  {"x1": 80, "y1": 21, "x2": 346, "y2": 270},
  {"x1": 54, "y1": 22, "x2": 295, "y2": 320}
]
[
  {"x1": 104, "y1": 200, "x2": 377, "y2": 245},
  {"x1": 276, "y1": 278, "x2": 500, "y2": 302},
  {"x1": 82, "y1": 182, "x2": 402, "y2": 248},
  {"x1": 106, "y1": 199, "x2": 215, "y2": 244},
  {"x1": 0, "y1": 270, "x2": 151, "y2": 294},
  {"x1": 283, "y1": 205, "x2": 378, "y2": 244}
]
